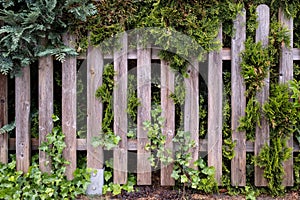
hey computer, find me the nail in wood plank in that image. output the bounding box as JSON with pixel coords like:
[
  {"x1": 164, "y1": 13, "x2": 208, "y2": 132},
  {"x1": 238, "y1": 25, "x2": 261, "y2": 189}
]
[
  {"x1": 62, "y1": 33, "x2": 77, "y2": 180},
  {"x1": 15, "y1": 66, "x2": 31, "y2": 173},
  {"x1": 39, "y1": 39, "x2": 53, "y2": 173},
  {"x1": 184, "y1": 60, "x2": 199, "y2": 169},
  {"x1": 87, "y1": 43, "x2": 104, "y2": 170}
]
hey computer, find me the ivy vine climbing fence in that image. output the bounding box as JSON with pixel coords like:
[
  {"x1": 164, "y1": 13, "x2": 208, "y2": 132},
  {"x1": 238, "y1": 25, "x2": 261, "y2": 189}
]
[{"x1": 0, "y1": 4, "x2": 299, "y2": 188}]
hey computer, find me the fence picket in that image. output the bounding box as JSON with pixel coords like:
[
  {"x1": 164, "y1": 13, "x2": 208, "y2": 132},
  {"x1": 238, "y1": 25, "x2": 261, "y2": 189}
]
[
  {"x1": 208, "y1": 26, "x2": 223, "y2": 185},
  {"x1": 0, "y1": 74, "x2": 8, "y2": 164},
  {"x1": 15, "y1": 66, "x2": 31, "y2": 173},
  {"x1": 137, "y1": 42, "x2": 152, "y2": 185},
  {"x1": 87, "y1": 45, "x2": 104, "y2": 170},
  {"x1": 279, "y1": 8, "x2": 294, "y2": 186},
  {"x1": 113, "y1": 33, "x2": 128, "y2": 184},
  {"x1": 160, "y1": 60, "x2": 175, "y2": 186},
  {"x1": 231, "y1": 9, "x2": 246, "y2": 186},
  {"x1": 255, "y1": 4, "x2": 270, "y2": 186},
  {"x1": 184, "y1": 60, "x2": 199, "y2": 169},
  {"x1": 38, "y1": 42, "x2": 53, "y2": 173},
  {"x1": 62, "y1": 33, "x2": 77, "y2": 180}
]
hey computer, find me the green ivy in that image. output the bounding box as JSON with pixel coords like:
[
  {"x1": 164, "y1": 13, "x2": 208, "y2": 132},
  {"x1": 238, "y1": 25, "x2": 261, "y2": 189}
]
[
  {"x1": 172, "y1": 130, "x2": 218, "y2": 193},
  {"x1": 0, "y1": 115, "x2": 91, "y2": 199},
  {"x1": 143, "y1": 105, "x2": 171, "y2": 167},
  {"x1": 102, "y1": 159, "x2": 136, "y2": 196},
  {"x1": 143, "y1": 106, "x2": 218, "y2": 193}
]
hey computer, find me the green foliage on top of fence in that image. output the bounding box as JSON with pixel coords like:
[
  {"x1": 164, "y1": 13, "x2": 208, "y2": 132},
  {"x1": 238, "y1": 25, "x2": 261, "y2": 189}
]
[
  {"x1": 0, "y1": 0, "x2": 96, "y2": 75},
  {"x1": 2, "y1": 0, "x2": 300, "y2": 76}
]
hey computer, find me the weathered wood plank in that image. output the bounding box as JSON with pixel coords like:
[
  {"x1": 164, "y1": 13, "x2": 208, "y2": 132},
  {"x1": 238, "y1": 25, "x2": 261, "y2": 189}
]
[
  {"x1": 113, "y1": 33, "x2": 128, "y2": 184},
  {"x1": 87, "y1": 44, "x2": 104, "y2": 170},
  {"x1": 279, "y1": 8, "x2": 294, "y2": 186},
  {"x1": 255, "y1": 4, "x2": 270, "y2": 187},
  {"x1": 38, "y1": 39, "x2": 53, "y2": 173},
  {"x1": 62, "y1": 33, "x2": 77, "y2": 180},
  {"x1": 184, "y1": 60, "x2": 199, "y2": 169},
  {"x1": 222, "y1": 48, "x2": 231, "y2": 60},
  {"x1": 8, "y1": 138, "x2": 300, "y2": 153},
  {"x1": 78, "y1": 47, "x2": 300, "y2": 61},
  {"x1": 231, "y1": 9, "x2": 246, "y2": 186},
  {"x1": 79, "y1": 48, "x2": 233, "y2": 60},
  {"x1": 0, "y1": 74, "x2": 8, "y2": 164},
  {"x1": 160, "y1": 60, "x2": 175, "y2": 186},
  {"x1": 292, "y1": 48, "x2": 300, "y2": 60},
  {"x1": 15, "y1": 66, "x2": 31, "y2": 173},
  {"x1": 137, "y1": 42, "x2": 152, "y2": 185},
  {"x1": 208, "y1": 26, "x2": 223, "y2": 185}
]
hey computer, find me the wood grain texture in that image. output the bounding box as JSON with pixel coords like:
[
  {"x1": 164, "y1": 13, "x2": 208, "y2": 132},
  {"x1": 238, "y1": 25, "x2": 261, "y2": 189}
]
[
  {"x1": 77, "y1": 47, "x2": 300, "y2": 61},
  {"x1": 87, "y1": 44, "x2": 104, "y2": 170},
  {"x1": 208, "y1": 26, "x2": 223, "y2": 185},
  {"x1": 279, "y1": 8, "x2": 294, "y2": 186},
  {"x1": 184, "y1": 60, "x2": 199, "y2": 169},
  {"x1": 137, "y1": 42, "x2": 152, "y2": 185},
  {"x1": 62, "y1": 33, "x2": 77, "y2": 180},
  {"x1": 113, "y1": 33, "x2": 128, "y2": 184},
  {"x1": 231, "y1": 9, "x2": 246, "y2": 186},
  {"x1": 0, "y1": 74, "x2": 8, "y2": 164},
  {"x1": 160, "y1": 60, "x2": 175, "y2": 186},
  {"x1": 8, "y1": 138, "x2": 300, "y2": 152},
  {"x1": 15, "y1": 66, "x2": 31, "y2": 173},
  {"x1": 38, "y1": 41, "x2": 53, "y2": 173},
  {"x1": 255, "y1": 4, "x2": 270, "y2": 186}
]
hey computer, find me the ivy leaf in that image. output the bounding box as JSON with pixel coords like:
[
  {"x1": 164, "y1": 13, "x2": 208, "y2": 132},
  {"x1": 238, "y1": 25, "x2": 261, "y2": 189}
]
[
  {"x1": 104, "y1": 171, "x2": 112, "y2": 182},
  {"x1": 171, "y1": 170, "x2": 179, "y2": 180},
  {"x1": 202, "y1": 167, "x2": 215, "y2": 176}
]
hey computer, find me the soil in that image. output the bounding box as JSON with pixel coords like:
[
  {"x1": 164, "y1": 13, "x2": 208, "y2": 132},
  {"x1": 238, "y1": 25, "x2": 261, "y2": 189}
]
[
  {"x1": 78, "y1": 186, "x2": 299, "y2": 200},
  {"x1": 77, "y1": 171, "x2": 300, "y2": 200}
]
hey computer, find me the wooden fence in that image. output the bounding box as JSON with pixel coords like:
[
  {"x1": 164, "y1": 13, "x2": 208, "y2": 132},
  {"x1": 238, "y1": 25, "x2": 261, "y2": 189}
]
[{"x1": 0, "y1": 4, "x2": 299, "y2": 187}]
